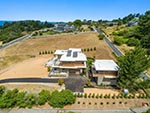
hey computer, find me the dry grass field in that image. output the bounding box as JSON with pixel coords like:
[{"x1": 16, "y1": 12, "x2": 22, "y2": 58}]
[
  {"x1": 0, "y1": 32, "x2": 115, "y2": 80},
  {"x1": 0, "y1": 32, "x2": 114, "y2": 69}
]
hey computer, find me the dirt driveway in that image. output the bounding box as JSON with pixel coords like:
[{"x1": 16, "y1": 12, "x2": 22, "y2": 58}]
[{"x1": 0, "y1": 55, "x2": 52, "y2": 80}]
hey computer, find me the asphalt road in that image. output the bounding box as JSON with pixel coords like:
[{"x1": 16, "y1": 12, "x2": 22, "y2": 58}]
[
  {"x1": 95, "y1": 28, "x2": 123, "y2": 57},
  {"x1": 95, "y1": 28, "x2": 150, "y2": 79},
  {"x1": 0, "y1": 34, "x2": 32, "y2": 50}
]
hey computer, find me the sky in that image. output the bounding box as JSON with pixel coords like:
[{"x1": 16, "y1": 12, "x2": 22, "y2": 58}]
[{"x1": 0, "y1": 0, "x2": 150, "y2": 22}]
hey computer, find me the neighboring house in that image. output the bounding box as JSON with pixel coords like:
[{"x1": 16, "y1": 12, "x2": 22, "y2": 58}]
[
  {"x1": 128, "y1": 21, "x2": 138, "y2": 27},
  {"x1": 64, "y1": 24, "x2": 75, "y2": 31},
  {"x1": 92, "y1": 60, "x2": 119, "y2": 86},
  {"x1": 55, "y1": 22, "x2": 66, "y2": 32},
  {"x1": 46, "y1": 48, "x2": 87, "y2": 77},
  {"x1": 55, "y1": 22, "x2": 75, "y2": 32}
]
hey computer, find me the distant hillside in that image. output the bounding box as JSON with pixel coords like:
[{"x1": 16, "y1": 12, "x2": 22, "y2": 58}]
[{"x1": 0, "y1": 20, "x2": 54, "y2": 43}]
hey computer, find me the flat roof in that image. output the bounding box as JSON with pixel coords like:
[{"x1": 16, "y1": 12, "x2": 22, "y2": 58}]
[
  {"x1": 54, "y1": 50, "x2": 67, "y2": 55},
  {"x1": 94, "y1": 60, "x2": 119, "y2": 71},
  {"x1": 60, "y1": 48, "x2": 87, "y2": 61}
]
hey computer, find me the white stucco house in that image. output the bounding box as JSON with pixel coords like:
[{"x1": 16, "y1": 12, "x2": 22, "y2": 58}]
[
  {"x1": 92, "y1": 60, "x2": 119, "y2": 85},
  {"x1": 46, "y1": 48, "x2": 87, "y2": 77}
]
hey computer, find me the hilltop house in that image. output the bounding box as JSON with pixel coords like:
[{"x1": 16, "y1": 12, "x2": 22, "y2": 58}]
[
  {"x1": 55, "y1": 22, "x2": 75, "y2": 32},
  {"x1": 46, "y1": 48, "x2": 87, "y2": 77},
  {"x1": 92, "y1": 60, "x2": 119, "y2": 86}
]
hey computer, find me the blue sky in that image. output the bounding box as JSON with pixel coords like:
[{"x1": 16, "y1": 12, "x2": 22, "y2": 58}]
[{"x1": 0, "y1": 0, "x2": 150, "y2": 22}]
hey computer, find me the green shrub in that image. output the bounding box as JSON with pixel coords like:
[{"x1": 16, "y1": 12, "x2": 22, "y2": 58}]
[
  {"x1": 94, "y1": 47, "x2": 96, "y2": 51},
  {"x1": 96, "y1": 94, "x2": 99, "y2": 99},
  {"x1": 38, "y1": 90, "x2": 51, "y2": 105},
  {"x1": 42, "y1": 51, "x2": 45, "y2": 54},
  {"x1": 48, "y1": 51, "x2": 50, "y2": 54},
  {"x1": 99, "y1": 94, "x2": 103, "y2": 98},
  {"x1": 0, "y1": 86, "x2": 5, "y2": 95},
  {"x1": 87, "y1": 48, "x2": 90, "y2": 52},
  {"x1": 25, "y1": 94, "x2": 36, "y2": 108},
  {"x1": 47, "y1": 66, "x2": 51, "y2": 72},
  {"x1": 92, "y1": 93, "x2": 95, "y2": 98},
  {"x1": 126, "y1": 38, "x2": 140, "y2": 46},
  {"x1": 58, "y1": 79, "x2": 64, "y2": 86},
  {"x1": 98, "y1": 34, "x2": 105, "y2": 40},
  {"x1": 84, "y1": 93, "x2": 87, "y2": 98},
  {"x1": 88, "y1": 93, "x2": 91, "y2": 98},
  {"x1": 16, "y1": 91, "x2": 27, "y2": 108},
  {"x1": 39, "y1": 51, "x2": 42, "y2": 55},
  {"x1": 48, "y1": 90, "x2": 75, "y2": 108},
  {"x1": 114, "y1": 37, "x2": 127, "y2": 45}
]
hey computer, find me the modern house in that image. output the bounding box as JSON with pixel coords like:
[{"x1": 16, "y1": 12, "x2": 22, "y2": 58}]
[
  {"x1": 92, "y1": 60, "x2": 119, "y2": 86},
  {"x1": 46, "y1": 48, "x2": 87, "y2": 77}
]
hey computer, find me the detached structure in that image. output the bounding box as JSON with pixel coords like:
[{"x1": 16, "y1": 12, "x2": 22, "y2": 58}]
[
  {"x1": 92, "y1": 60, "x2": 119, "y2": 86},
  {"x1": 46, "y1": 48, "x2": 87, "y2": 77}
]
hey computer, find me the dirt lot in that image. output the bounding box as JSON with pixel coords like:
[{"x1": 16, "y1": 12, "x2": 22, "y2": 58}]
[
  {"x1": 84, "y1": 88, "x2": 120, "y2": 95},
  {"x1": 0, "y1": 55, "x2": 51, "y2": 80}
]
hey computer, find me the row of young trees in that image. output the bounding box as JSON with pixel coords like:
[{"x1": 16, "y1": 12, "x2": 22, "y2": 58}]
[
  {"x1": 0, "y1": 86, "x2": 75, "y2": 109},
  {"x1": 39, "y1": 50, "x2": 55, "y2": 55},
  {"x1": 39, "y1": 47, "x2": 97, "y2": 55},
  {"x1": 82, "y1": 47, "x2": 96, "y2": 52},
  {"x1": 75, "y1": 92, "x2": 149, "y2": 99}
]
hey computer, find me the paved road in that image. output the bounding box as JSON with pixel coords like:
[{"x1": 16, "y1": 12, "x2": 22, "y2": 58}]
[
  {"x1": 0, "y1": 76, "x2": 87, "y2": 92},
  {"x1": 95, "y1": 28, "x2": 123, "y2": 57},
  {"x1": 0, "y1": 108, "x2": 149, "y2": 113},
  {"x1": 0, "y1": 34, "x2": 32, "y2": 50},
  {"x1": 95, "y1": 28, "x2": 150, "y2": 79},
  {"x1": 0, "y1": 78, "x2": 58, "y2": 84}
]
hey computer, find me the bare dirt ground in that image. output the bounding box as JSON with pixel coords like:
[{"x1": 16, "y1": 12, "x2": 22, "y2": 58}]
[
  {"x1": 0, "y1": 55, "x2": 51, "y2": 80},
  {"x1": 84, "y1": 88, "x2": 120, "y2": 95},
  {"x1": 66, "y1": 98, "x2": 150, "y2": 109}
]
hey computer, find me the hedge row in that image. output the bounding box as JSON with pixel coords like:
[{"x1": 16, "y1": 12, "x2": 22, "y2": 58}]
[{"x1": 0, "y1": 86, "x2": 75, "y2": 109}]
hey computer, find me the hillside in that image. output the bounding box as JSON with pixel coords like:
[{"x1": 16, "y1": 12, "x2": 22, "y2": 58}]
[{"x1": 0, "y1": 20, "x2": 54, "y2": 43}]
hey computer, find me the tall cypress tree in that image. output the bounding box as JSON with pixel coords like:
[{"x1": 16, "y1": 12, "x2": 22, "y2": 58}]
[{"x1": 118, "y1": 47, "x2": 150, "y2": 91}]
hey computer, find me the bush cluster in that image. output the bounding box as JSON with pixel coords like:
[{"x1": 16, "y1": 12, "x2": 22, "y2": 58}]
[
  {"x1": 98, "y1": 34, "x2": 105, "y2": 40},
  {"x1": 114, "y1": 36, "x2": 128, "y2": 45},
  {"x1": 126, "y1": 38, "x2": 140, "y2": 46},
  {"x1": 0, "y1": 86, "x2": 75, "y2": 109}
]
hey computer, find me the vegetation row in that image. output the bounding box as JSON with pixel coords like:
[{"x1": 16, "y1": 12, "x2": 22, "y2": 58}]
[
  {"x1": 0, "y1": 86, "x2": 75, "y2": 109},
  {"x1": 75, "y1": 93, "x2": 150, "y2": 99},
  {"x1": 39, "y1": 47, "x2": 97, "y2": 55}
]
